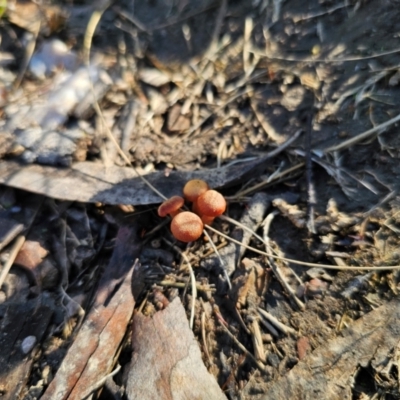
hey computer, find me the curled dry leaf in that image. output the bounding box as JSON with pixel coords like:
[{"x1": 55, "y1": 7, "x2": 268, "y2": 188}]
[{"x1": 0, "y1": 154, "x2": 272, "y2": 205}]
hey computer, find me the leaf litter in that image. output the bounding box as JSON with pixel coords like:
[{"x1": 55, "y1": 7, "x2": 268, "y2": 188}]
[{"x1": 1, "y1": 0, "x2": 400, "y2": 399}]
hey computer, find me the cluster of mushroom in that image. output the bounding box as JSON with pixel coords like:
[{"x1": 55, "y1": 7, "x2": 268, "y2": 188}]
[{"x1": 157, "y1": 180, "x2": 226, "y2": 243}]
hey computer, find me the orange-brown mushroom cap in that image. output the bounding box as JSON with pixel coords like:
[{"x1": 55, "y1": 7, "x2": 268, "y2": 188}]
[
  {"x1": 170, "y1": 211, "x2": 203, "y2": 242},
  {"x1": 158, "y1": 196, "x2": 184, "y2": 217},
  {"x1": 197, "y1": 190, "x2": 226, "y2": 217},
  {"x1": 183, "y1": 179, "x2": 209, "y2": 202}
]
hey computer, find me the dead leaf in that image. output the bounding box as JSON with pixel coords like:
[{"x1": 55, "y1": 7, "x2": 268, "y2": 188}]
[
  {"x1": 41, "y1": 225, "x2": 142, "y2": 400},
  {"x1": 167, "y1": 104, "x2": 191, "y2": 132},
  {"x1": 0, "y1": 155, "x2": 273, "y2": 205},
  {"x1": 14, "y1": 240, "x2": 48, "y2": 268},
  {"x1": 125, "y1": 297, "x2": 227, "y2": 400}
]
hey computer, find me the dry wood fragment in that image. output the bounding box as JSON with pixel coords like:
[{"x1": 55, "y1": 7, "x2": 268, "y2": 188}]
[
  {"x1": 125, "y1": 297, "x2": 227, "y2": 400},
  {"x1": 41, "y1": 225, "x2": 142, "y2": 400}
]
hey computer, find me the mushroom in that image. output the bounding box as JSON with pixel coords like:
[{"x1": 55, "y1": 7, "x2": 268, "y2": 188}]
[
  {"x1": 196, "y1": 190, "x2": 226, "y2": 224},
  {"x1": 183, "y1": 179, "x2": 209, "y2": 202},
  {"x1": 158, "y1": 196, "x2": 184, "y2": 217},
  {"x1": 170, "y1": 211, "x2": 203, "y2": 242}
]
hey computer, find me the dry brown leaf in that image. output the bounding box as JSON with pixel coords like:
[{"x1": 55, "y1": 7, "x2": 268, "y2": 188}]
[
  {"x1": 14, "y1": 240, "x2": 48, "y2": 270},
  {"x1": 125, "y1": 297, "x2": 226, "y2": 400},
  {"x1": 0, "y1": 156, "x2": 271, "y2": 205},
  {"x1": 41, "y1": 225, "x2": 142, "y2": 400}
]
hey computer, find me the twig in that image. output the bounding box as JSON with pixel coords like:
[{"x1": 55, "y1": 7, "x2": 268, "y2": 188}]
[
  {"x1": 258, "y1": 308, "x2": 297, "y2": 336},
  {"x1": 203, "y1": 228, "x2": 232, "y2": 289},
  {"x1": 158, "y1": 280, "x2": 216, "y2": 293},
  {"x1": 204, "y1": 224, "x2": 400, "y2": 271},
  {"x1": 233, "y1": 162, "x2": 305, "y2": 199},
  {"x1": 323, "y1": 111, "x2": 400, "y2": 153},
  {"x1": 81, "y1": 364, "x2": 121, "y2": 400},
  {"x1": 259, "y1": 318, "x2": 280, "y2": 337},
  {"x1": 201, "y1": 307, "x2": 212, "y2": 365},
  {"x1": 293, "y1": 3, "x2": 348, "y2": 22},
  {"x1": 249, "y1": 317, "x2": 266, "y2": 362},
  {"x1": 214, "y1": 306, "x2": 267, "y2": 373},
  {"x1": 218, "y1": 215, "x2": 267, "y2": 254},
  {"x1": 263, "y1": 212, "x2": 305, "y2": 311},
  {"x1": 0, "y1": 235, "x2": 26, "y2": 289},
  {"x1": 305, "y1": 111, "x2": 316, "y2": 234},
  {"x1": 13, "y1": 23, "x2": 40, "y2": 89},
  {"x1": 0, "y1": 196, "x2": 42, "y2": 288},
  {"x1": 164, "y1": 240, "x2": 197, "y2": 329},
  {"x1": 253, "y1": 45, "x2": 400, "y2": 63}
]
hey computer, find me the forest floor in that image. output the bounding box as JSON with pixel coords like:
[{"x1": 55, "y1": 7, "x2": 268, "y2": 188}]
[{"x1": 1, "y1": 0, "x2": 400, "y2": 399}]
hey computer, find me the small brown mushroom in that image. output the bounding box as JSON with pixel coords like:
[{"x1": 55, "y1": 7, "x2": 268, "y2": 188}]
[
  {"x1": 196, "y1": 190, "x2": 226, "y2": 219},
  {"x1": 183, "y1": 179, "x2": 209, "y2": 202},
  {"x1": 170, "y1": 211, "x2": 203, "y2": 242},
  {"x1": 158, "y1": 196, "x2": 184, "y2": 217}
]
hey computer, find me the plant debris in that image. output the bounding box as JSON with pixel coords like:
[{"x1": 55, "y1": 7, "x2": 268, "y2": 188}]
[{"x1": 1, "y1": 0, "x2": 400, "y2": 398}]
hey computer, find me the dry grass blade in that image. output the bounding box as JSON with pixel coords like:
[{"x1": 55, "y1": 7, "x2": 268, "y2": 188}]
[
  {"x1": 323, "y1": 111, "x2": 400, "y2": 153},
  {"x1": 203, "y1": 228, "x2": 232, "y2": 289},
  {"x1": 253, "y1": 45, "x2": 400, "y2": 63},
  {"x1": 214, "y1": 306, "x2": 267, "y2": 373},
  {"x1": 262, "y1": 212, "x2": 305, "y2": 310},
  {"x1": 205, "y1": 225, "x2": 400, "y2": 271},
  {"x1": 81, "y1": 364, "x2": 121, "y2": 400},
  {"x1": 233, "y1": 162, "x2": 305, "y2": 199},
  {"x1": 164, "y1": 240, "x2": 197, "y2": 329}
]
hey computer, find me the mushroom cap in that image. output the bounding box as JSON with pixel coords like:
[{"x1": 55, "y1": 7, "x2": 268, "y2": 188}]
[
  {"x1": 158, "y1": 196, "x2": 184, "y2": 217},
  {"x1": 201, "y1": 215, "x2": 215, "y2": 225},
  {"x1": 183, "y1": 179, "x2": 209, "y2": 202},
  {"x1": 197, "y1": 190, "x2": 226, "y2": 217},
  {"x1": 170, "y1": 211, "x2": 203, "y2": 242}
]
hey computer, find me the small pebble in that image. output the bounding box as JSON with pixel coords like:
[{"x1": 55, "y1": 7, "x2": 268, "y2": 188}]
[{"x1": 21, "y1": 335, "x2": 37, "y2": 354}]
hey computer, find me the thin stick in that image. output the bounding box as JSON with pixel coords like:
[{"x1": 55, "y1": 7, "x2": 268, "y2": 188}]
[
  {"x1": 81, "y1": 364, "x2": 121, "y2": 400},
  {"x1": 259, "y1": 318, "x2": 280, "y2": 337},
  {"x1": 258, "y1": 308, "x2": 296, "y2": 336},
  {"x1": 202, "y1": 228, "x2": 232, "y2": 289},
  {"x1": 0, "y1": 235, "x2": 26, "y2": 289},
  {"x1": 164, "y1": 240, "x2": 197, "y2": 329},
  {"x1": 158, "y1": 280, "x2": 216, "y2": 293},
  {"x1": 214, "y1": 307, "x2": 267, "y2": 373},
  {"x1": 201, "y1": 309, "x2": 213, "y2": 365},
  {"x1": 0, "y1": 196, "x2": 42, "y2": 288},
  {"x1": 263, "y1": 212, "x2": 305, "y2": 311},
  {"x1": 293, "y1": 3, "x2": 348, "y2": 22},
  {"x1": 233, "y1": 162, "x2": 305, "y2": 198},
  {"x1": 204, "y1": 225, "x2": 400, "y2": 271},
  {"x1": 305, "y1": 112, "x2": 316, "y2": 234},
  {"x1": 323, "y1": 111, "x2": 400, "y2": 153},
  {"x1": 219, "y1": 215, "x2": 268, "y2": 249},
  {"x1": 253, "y1": 46, "x2": 400, "y2": 63}
]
